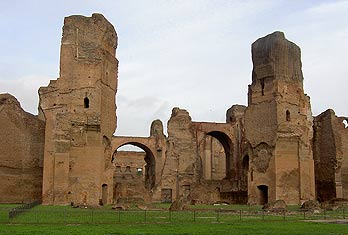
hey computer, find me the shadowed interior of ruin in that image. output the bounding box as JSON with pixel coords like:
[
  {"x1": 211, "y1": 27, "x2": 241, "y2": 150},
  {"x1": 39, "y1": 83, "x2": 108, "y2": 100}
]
[
  {"x1": 206, "y1": 131, "x2": 233, "y2": 179},
  {"x1": 112, "y1": 143, "x2": 156, "y2": 203}
]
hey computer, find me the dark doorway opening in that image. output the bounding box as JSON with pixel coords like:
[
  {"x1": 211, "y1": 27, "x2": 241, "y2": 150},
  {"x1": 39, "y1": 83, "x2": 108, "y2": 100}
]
[
  {"x1": 102, "y1": 184, "x2": 108, "y2": 205},
  {"x1": 257, "y1": 185, "x2": 268, "y2": 205},
  {"x1": 241, "y1": 155, "x2": 249, "y2": 191}
]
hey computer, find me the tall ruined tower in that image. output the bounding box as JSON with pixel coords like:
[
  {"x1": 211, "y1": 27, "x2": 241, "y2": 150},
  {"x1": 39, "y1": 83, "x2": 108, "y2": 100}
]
[
  {"x1": 245, "y1": 32, "x2": 315, "y2": 205},
  {"x1": 39, "y1": 14, "x2": 118, "y2": 205}
]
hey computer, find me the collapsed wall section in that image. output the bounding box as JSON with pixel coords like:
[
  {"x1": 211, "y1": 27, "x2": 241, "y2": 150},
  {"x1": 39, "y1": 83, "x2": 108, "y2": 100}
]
[{"x1": 0, "y1": 94, "x2": 45, "y2": 203}]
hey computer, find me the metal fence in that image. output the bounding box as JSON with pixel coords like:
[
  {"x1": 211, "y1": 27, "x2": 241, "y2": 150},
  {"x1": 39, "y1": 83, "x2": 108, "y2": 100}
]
[
  {"x1": 8, "y1": 201, "x2": 41, "y2": 219},
  {"x1": 1, "y1": 208, "x2": 347, "y2": 224}
]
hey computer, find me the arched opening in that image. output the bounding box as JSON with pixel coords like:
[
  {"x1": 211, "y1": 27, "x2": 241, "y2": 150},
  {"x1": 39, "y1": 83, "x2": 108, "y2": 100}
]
[
  {"x1": 205, "y1": 131, "x2": 233, "y2": 180},
  {"x1": 202, "y1": 135, "x2": 226, "y2": 180},
  {"x1": 241, "y1": 155, "x2": 249, "y2": 190},
  {"x1": 112, "y1": 143, "x2": 156, "y2": 203},
  {"x1": 257, "y1": 185, "x2": 268, "y2": 205},
  {"x1": 286, "y1": 110, "x2": 291, "y2": 122}
]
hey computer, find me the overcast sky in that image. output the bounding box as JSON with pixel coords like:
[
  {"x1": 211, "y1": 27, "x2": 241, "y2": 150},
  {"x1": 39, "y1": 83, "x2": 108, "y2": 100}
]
[{"x1": 0, "y1": 0, "x2": 347, "y2": 137}]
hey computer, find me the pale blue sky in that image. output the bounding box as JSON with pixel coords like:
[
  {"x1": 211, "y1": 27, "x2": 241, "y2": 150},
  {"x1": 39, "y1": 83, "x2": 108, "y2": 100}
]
[{"x1": 0, "y1": 0, "x2": 347, "y2": 136}]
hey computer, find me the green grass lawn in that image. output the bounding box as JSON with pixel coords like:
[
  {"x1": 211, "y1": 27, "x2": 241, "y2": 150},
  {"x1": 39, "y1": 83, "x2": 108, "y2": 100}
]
[
  {"x1": 0, "y1": 204, "x2": 21, "y2": 208},
  {"x1": 0, "y1": 204, "x2": 347, "y2": 234},
  {"x1": 1, "y1": 204, "x2": 348, "y2": 224},
  {"x1": 0, "y1": 221, "x2": 347, "y2": 235}
]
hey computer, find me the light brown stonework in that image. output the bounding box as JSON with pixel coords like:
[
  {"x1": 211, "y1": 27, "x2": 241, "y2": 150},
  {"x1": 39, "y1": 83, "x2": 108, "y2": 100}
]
[
  {"x1": 38, "y1": 14, "x2": 118, "y2": 206},
  {"x1": 245, "y1": 32, "x2": 315, "y2": 205},
  {"x1": 313, "y1": 110, "x2": 348, "y2": 201},
  {"x1": 0, "y1": 14, "x2": 346, "y2": 206},
  {"x1": 0, "y1": 94, "x2": 45, "y2": 203}
]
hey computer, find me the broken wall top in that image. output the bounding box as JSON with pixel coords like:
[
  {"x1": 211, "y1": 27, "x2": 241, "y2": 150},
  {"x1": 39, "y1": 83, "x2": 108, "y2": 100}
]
[
  {"x1": 252, "y1": 31, "x2": 303, "y2": 83},
  {"x1": 0, "y1": 93, "x2": 21, "y2": 109},
  {"x1": 39, "y1": 13, "x2": 118, "y2": 96},
  {"x1": 62, "y1": 13, "x2": 117, "y2": 57},
  {"x1": 226, "y1": 105, "x2": 246, "y2": 123}
]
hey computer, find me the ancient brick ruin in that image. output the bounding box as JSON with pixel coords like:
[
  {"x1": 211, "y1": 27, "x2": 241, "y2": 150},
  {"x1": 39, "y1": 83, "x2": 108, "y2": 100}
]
[
  {"x1": 0, "y1": 14, "x2": 347, "y2": 206},
  {"x1": 0, "y1": 94, "x2": 45, "y2": 203}
]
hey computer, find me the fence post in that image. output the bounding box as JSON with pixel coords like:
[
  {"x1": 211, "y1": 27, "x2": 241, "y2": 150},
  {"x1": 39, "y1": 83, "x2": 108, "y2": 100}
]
[
  {"x1": 63, "y1": 208, "x2": 66, "y2": 224},
  {"x1": 118, "y1": 210, "x2": 121, "y2": 223},
  {"x1": 343, "y1": 207, "x2": 345, "y2": 219},
  {"x1": 217, "y1": 210, "x2": 220, "y2": 223},
  {"x1": 283, "y1": 210, "x2": 286, "y2": 221},
  {"x1": 193, "y1": 210, "x2": 196, "y2": 222},
  {"x1": 91, "y1": 209, "x2": 94, "y2": 224},
  {"x1": 262, "y1": 210, "x2": 265, "y2": 221},
  {"x1": 144, "y1": 210, "x2": 147, "y2": 222},
  {"x1": 239, "y1": 210, "x2": 242, "y2": 221},
  {"x1": 303, "y1": 210, "x2": 306, "y2": 220},
  {"x1": 324, "y1": 209, "x2": 326, "y2": 220}
]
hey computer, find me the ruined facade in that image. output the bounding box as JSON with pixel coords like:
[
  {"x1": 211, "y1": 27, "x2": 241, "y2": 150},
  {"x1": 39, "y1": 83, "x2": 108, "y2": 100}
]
[
  {"x1": 38, "y1": 14, "x2": 118, "y2": 205},
  {"x1": 244, "y1": 32, "x2": 315, "y2": 205},
  {"x1": 0, "y1": 14, "x2": 347, "y2": 206}
]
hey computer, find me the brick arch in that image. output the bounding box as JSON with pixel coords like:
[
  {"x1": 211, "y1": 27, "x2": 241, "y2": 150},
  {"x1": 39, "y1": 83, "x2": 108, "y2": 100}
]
[
  {"x1": 111, "y1": 136, "x2": 157, "y2": 156},
  {"x1": 192, "y1": 122, "x2": 236, "y2": 179},
  {"x1": 111, "y1": 136, "x2": 159, "y2": 188},
  {"x1": 113, "y1": 141, "x2": 156, "y2": 163}
]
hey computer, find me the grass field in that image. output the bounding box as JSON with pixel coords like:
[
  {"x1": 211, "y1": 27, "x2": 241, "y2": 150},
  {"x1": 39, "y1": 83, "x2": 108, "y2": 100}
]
[
  {"x1": 0, "y1": 204, "x2": 347, "y2": 234},
  {"x1": 1, "y1": 220, "x2": 347, "y2": 235}
]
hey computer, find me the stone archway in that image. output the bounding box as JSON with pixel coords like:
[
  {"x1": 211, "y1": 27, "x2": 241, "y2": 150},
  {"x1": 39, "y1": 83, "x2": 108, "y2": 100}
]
[
  {"x1": 112, "y1": 142, "x2": 156, "y2": 190},
  {"x1": 205, "y1": 131, "x2": 234, "y2": 179},
  {"x1": 191, "y1": 122, "x2": 235, "y2": 180},
  {"x1": 111, "y1": 136, "x2": 160, "y2": 202}
]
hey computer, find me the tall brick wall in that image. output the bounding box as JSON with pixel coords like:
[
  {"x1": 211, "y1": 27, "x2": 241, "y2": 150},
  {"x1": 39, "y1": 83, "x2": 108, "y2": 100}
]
[
  {"x1": 0, "y1": 94, "x2": 45, "y2": 203},
  {"x1": 314, "y1": 109, "x2": 348, "y2": 201},
  {"x1": 39, "y1": 14, "x2": 118, "y2": 206}
]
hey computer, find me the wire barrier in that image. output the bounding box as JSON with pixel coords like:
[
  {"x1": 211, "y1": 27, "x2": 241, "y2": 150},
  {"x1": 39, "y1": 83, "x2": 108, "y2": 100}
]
[{"x1": 0, "y1": 207, "x2": 347, "y2": 224}]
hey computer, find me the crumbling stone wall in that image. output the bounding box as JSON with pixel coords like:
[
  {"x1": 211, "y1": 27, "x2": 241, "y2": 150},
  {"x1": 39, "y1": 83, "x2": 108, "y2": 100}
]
[
  {"x1": 0, "y1": 94, "x2": 45, "y2": 203},
  {"x1": 159, "y1": 108, "x2": 199, "y2": 201},
  {"x1": 112, "y1": 110, "x2": 240, "y2": 204},
  {"x1": 39, "y1": 14, "x2": 118, "y2": 206},
  {"x1": 314, "y1": 109, "x2": 348, "y2": 201},
  {"x1": 245, "y1": 32, "x2": 315, "y2": 205},
  {"x1": 226, "y1": 104, "x2": 248, "y2": 182},
  {"x1": 152, "y1": 109, "x2": 242, "y2": 204}
]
